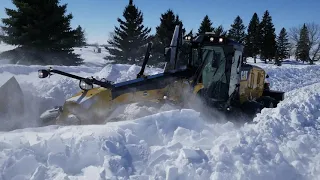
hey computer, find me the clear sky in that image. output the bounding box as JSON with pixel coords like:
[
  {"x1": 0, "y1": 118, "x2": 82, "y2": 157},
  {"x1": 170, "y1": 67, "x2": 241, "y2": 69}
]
[{"x1": 0, "y1": 0, "x2": 319, "y2": 44}]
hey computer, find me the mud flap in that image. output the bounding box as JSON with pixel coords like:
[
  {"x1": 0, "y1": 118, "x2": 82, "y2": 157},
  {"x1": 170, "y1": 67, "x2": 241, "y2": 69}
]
[{"x1": 0, "y1": 76, "x2": 24, "y2": 117}]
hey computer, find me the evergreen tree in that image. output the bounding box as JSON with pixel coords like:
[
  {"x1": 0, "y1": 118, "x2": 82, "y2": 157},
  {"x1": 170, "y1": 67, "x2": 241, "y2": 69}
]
[
  {"x1": 228, "y1": 15, "x2": 246, "y2": 42},
  {"x1": 276, "y1": 27, "x2": 290, "y2": 60},
  {"x1": 215, "y1": 25, "x2": 227, "y2": 36},
  {"x1": 0, "y1": 0, "x2": 83, "y2": 65},
  {"x1": 198, "y1": 15, "x2": 214, "y2": 34},
  {"x1": 259, "y1": 10, "x2": 277, "y2": 63},
  {"x1": 186, "y1": 29, "x2": 193, "y2": 37},
  {"x1": 74, "y1": 25, "x2": 86, "y2": 47},
  {"x1": 296, "y1": 24, "x2": 310, "y2": 63},
  {"x1": 105, "y1": 0, "x2": 152, "y2": 64},
  {"x1": 245, "y1": 13, "x2": 260, "y2": 63},
  {"x1": 150, "y1": 9, "x2": 185, "y2": 65}
]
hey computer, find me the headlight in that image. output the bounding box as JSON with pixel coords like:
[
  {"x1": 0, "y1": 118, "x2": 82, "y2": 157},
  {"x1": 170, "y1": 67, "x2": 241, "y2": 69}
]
[
  {"x1": 38, "y1": 69, "x2": 49, "y2": 78},
  {"x1": 79, "y1": 79, "x2": 93, "y2": 90},
  {"x1": 219, "y1": 38, "x2": 223, "y2": 43},
  {"x1": 185, "y1": 36, "x2": 192, "y2": 40}
]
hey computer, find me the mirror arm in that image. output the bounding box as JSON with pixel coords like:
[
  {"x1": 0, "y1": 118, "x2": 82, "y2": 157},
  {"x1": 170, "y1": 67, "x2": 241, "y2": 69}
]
[
  {"x1": 91, "y1": 78, "x2": 114, "y2": 89},
  {"x1": 39, "y1": 68, "x2": 115, "y2": 89},
  {"x1": 49, "y1": 69, "x2": 83, "y2": 80}
]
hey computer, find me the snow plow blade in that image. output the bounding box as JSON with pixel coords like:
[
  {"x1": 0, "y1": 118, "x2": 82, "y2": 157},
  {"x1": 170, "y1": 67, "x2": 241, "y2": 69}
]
[
  {"x1": 0, "y1": 76, "x2": 24, "y2": 117},
  {"x1": 39, "y1": 70, "x2": 191, "y2": 125}
]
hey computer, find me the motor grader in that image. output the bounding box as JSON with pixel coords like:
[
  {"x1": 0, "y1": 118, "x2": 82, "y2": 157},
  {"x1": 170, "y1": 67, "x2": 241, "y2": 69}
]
[{"x1": 36, "y1": 24, "x2": 284, "y2": 125}]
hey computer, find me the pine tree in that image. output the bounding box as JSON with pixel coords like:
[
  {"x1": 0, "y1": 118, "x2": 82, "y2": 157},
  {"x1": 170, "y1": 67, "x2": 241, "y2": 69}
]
[
  {"x1": 198, "y1": 15, "x2": 214, "y2": 34},
  {"x1": 0, "y1": 0, "x2": 83, "y2": 65},
  {"x1": 228, "y1": 16, "x2": 246, "y2": 42},
  {"x1": 74, "y1": 25, "x2": 86, "y2": 47},
  {"x1": 276, "y1": 27, "x2": 290, "y2": 60},
  {"x1": 186, "y1": 29, "x2": 193, "y2": 37},
  {"x1": 150, "y1": 9, "x2": 185, "y2": 65},
  {"x1": 245, "y1": 13, "x2": 260, "y2": 63},
  {"x1": 214, "y1": 25, "x2": 227, "y2": 36},
  {"x1": 105, "y1": 0, "x2": 152, "y2": 64},
  {"x1": 259, "y1": 10, "x2": 277, "y2": 63},
  {"x1": 296, "y1": 24, "x2": 310, "y2": 63}
]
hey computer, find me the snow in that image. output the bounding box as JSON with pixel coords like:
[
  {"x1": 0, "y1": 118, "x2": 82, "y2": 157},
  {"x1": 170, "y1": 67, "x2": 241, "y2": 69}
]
[
  {"x1": 245, "y1": 58, "x2": 320, "y2": 93},
  {"x1": 72, "y1": 46, "x2": 112, "y2": 67},
  {"x1": 0, "y1": 43, "x2": 16, "y2": 54},
  {"x1": 0, "y1": 43, "x2": 320, "y2": 179}
]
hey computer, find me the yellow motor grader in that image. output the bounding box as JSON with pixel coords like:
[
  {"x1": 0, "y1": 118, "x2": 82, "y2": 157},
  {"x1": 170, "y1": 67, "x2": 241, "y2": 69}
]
[{"x1": 36, "y1": 24, "x2": 284, "y2": 125}]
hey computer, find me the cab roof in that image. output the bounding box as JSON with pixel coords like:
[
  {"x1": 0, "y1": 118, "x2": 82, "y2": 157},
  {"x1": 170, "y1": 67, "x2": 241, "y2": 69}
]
[{"x1": 188, "y1": 33, "x2": 244, "y2": 51}]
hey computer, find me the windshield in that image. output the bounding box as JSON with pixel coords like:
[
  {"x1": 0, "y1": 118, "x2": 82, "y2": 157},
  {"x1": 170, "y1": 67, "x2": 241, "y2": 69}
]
[{"x1": 201, "y1": 46, "x2": 229, "y2": 100}]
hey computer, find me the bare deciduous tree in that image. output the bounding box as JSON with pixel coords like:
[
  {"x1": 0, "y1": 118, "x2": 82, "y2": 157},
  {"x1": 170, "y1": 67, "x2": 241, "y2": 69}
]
[{"x1": 289, "y1": 22, "x2": 320, "y2": 61}]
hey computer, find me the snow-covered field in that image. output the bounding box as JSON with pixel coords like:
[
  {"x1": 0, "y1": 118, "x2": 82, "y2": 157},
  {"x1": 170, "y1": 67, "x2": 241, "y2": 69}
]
[{"x1": 0, "y1": 44, "x2": 320, "y2": 180}]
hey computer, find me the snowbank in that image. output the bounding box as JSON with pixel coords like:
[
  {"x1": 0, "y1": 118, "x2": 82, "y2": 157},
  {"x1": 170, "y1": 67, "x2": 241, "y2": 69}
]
[
  {"x1": 0, "y1": 63, "x2": 162, "y2": 130},
  {"x1": 0, "y1": 82, "x2": 320, "y2": 179},
  {"x1": 246, "y1": 57, "x2": 320, "y2": 92},
  {"x1": 0, "y1": 43, "x2": 110, "y2": 67},
  {"x1": 0, "y1": 63, "x2": 162, "y2": 99},
  {"x1": 73, "y1": 46, "x2": 111, "y2": 67},
  {"x1": 0, "y1": 43, "x2": 16, "y2": 54},
  {"x1": 1, "y1": 41, "x2": 320, "y2": 179}
]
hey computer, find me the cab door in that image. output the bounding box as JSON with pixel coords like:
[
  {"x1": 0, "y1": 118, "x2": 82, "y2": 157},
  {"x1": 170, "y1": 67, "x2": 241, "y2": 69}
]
[
  {"x1": 201, "y1": 46, "x2": 228, "y2": 100},
  {"x1": 247, "y1": 68, "x2": 265, "y2": 99}
]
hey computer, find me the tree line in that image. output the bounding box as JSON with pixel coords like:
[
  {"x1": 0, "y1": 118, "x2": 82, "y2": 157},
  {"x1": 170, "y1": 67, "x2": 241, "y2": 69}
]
[
  {"x1": 107, "y1": 0, "x2": 319, "y2": 66},
  {"x1": 0, "y1": 0, "x2": 318, "y2": 66}
]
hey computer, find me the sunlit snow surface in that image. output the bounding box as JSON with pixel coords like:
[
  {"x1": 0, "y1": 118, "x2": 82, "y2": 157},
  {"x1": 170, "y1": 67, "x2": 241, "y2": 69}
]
[{"x1": 0, "y1": 44, "x2": 320, "y2": 180}]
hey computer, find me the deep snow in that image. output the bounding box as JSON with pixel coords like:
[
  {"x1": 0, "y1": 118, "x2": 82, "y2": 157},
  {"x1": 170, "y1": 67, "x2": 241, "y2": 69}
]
[{"x1": 0, "y1": 44, "x2": 320, "y2": 179}]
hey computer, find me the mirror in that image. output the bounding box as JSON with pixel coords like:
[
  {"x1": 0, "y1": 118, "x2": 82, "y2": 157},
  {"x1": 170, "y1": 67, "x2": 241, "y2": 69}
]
[
  {"x1": 38, "y1": 69, "x2": 50, "y2": 78},
  {"x1": 100, "y1": 78, "x2": 107, "y2": 82},
  {"x1": 79, "y1": 78, "x2": 93, "y2": 91},
  {"x1": 164, "y1": 47, "x2": 171, "y2": 62}
]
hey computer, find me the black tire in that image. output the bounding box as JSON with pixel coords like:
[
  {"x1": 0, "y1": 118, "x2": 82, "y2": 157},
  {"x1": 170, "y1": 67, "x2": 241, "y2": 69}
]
[
  {"x1": 256, "y1": 96, "x2": 277, "y2": 108},
  {"x1": 241, "y1": 100, "x2": 263, "y2": 116}
]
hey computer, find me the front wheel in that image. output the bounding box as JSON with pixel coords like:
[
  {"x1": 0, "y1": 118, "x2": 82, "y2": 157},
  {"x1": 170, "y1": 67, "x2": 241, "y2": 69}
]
[
  {"x1": 256, "y1": 96, "x2": 277, "y2": 108},
  {"x1": 241, "y1": 100, "x2": 263, "y2": 116}
]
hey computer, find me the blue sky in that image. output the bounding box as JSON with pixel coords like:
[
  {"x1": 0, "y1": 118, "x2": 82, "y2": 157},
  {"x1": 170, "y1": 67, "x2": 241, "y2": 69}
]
[{"x1": 0, "y1": 0, "x2": 319, "y2": 44}]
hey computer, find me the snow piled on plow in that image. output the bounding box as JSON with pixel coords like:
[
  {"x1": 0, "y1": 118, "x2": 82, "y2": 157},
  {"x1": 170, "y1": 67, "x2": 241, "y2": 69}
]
[
  {"x1": 0, "y1": 82, "x2": 320, "y2": 180},
  {"x1": 0, "y1": 63, "x2": 162, "y2": 130}
]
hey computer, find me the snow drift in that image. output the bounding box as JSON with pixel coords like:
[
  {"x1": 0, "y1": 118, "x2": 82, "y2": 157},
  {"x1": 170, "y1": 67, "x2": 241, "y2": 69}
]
[
  {"x1": 1, "y1": 42, "x2": 320, "y2": 179},
  {"x1": 0, "y1": 82, "x2": 320, "y2": 180},
  {"x1": 0, "y1": 63, "x2": 163, "y2": 130},
  {"x1": 245, "y1": 58, "x2": 320, "y2": 92}
]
